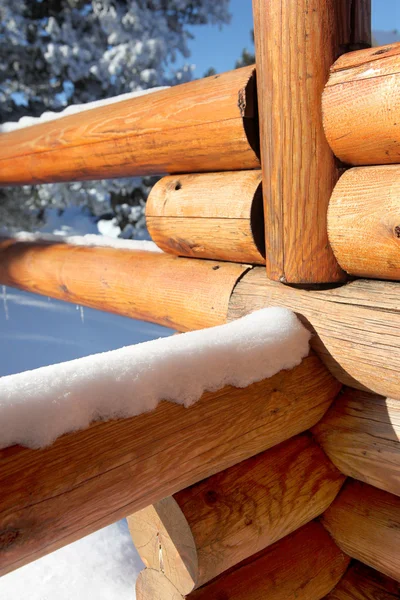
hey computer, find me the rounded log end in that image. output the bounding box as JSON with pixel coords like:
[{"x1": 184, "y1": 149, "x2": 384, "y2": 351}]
[
  {"x1": 128, "y1": 497, "x2": 198, "y2": 595},
  {"x1": 136, "y1": 569, "x2": 184, "y2": 600}
]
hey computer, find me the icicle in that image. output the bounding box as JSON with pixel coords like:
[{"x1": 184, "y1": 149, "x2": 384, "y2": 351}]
[
  {"x1": 2, "y1": 285, "x2": 9, "y2": 321},
  {"x1": 80, "y1": 305, "x2": 85, "y2": 324}
]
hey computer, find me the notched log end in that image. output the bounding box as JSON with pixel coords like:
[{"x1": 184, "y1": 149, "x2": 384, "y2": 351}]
[{"x1": 238, "y1": 68, "x2": 260, "y2": 161}]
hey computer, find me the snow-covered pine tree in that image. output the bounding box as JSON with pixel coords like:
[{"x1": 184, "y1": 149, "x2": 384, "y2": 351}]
[{"x1": 0, "y1": 0, "x2": 230, "y2": 234}]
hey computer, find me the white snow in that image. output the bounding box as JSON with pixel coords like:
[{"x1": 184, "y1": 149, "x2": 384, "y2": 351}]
[
  {"x1": 0, "y1": 307, "x2": 310, "y2": 450},
  {"x1": 0, "y1": 520, "x2": 144, "y2": 600},
  {"x1": 0, "y1": 87, "x2": 168, "y2": 133},
  {"x1": 12, "y1": 231, "x2": 162, "y2": 252}
]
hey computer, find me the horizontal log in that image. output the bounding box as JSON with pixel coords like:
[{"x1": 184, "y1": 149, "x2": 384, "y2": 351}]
[
  {"x1": 328, "y1": 166, "x2": 400, "y2": 279},
  {"x1": 322, "y1": 480, "x2": 400, "y2": 581},
  {"x1": 324, "y1": 562, "x2": 400, "y2": 600},
  {"x1": 0, "y1": 66, "x2": 259, "y2": 185},
  {"x1": 136, "y1": 522, "x2": 350, "y2": 600},
  {"x1": 313, "y1": 388, "x2": 400, "y2": 497},
  {"x1": 0, "y1": 353, "x2": 339, "y2": 576},
  {"x1": 323, "y1": 42, "x2": 400, "y2": 165},
  {"x1": 0, "y1": 239, "x2": 248, "y2": 331},
  {"x1": 146, "y1": 171, "x2": 265, "y2": 264},
  {"x1": 228, "y1": 267, "x2": 400, "y2": 399},
  {"x1": 128, "y1": 434, "x2": 344, "y2": 593}
]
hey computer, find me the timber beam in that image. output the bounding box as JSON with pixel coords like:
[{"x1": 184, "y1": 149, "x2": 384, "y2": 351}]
[
  {"x1": 0, "y1": 354, "x2": 338, "y2": 576},
  {"x1": 0, "y1": 66, "x2": 259, "y2": 185}
]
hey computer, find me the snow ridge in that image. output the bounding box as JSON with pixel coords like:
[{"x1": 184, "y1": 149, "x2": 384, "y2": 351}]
[
  {"x1": 0, "y1": 87, "x2": 168, "y2": 133},
  {"x1": 0, "y1": 308, "x2": 310, "y2": 449},
  {"x1": 12, "y1": 231, "x2": 162, "y2": 252}
]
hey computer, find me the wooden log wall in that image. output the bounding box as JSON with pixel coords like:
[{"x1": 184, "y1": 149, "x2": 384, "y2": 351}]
[
  {"x1": 146, "y1": 170, "x2": 265, "y2": 264},
  {"x1": 322, "y1": 480, "x2": 400, "y2": 582},
  {"x1": 128, "y1": 434, "x2": 344, "y2": 594},
  {"x1": 324, "y1": 563, "x2": 400, "y2": 600},
  {"x1": 2, "y1": 242, "x2": 400, "y2": 399},
  {"x1": 0, "y1": 66, "x2": 259, "y2": 185},
  {"x1": 228, "y1": 268, "x2": 400, "y2": 400},
  {"x1": 136, "y1": 522, "x2": 350, "y2": 600},
  {"x1": 327, "y1": 166, "x2": 400, "y2": 280},
  {"x1": 323, "y1": 43, "x2": 400, "y2": 165},
  {"x1": 313, "y1": 389, "x2": 400, "y2": 497},
  {"x1": 252, "y1": 0, "x2": 370, "y2": 284},
  {"x1": 0, "y1": 354, "x2": 339, "y2": 576}
]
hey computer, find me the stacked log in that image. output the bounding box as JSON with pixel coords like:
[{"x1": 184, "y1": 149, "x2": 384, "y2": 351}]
[
  {"x1": 136, "y1": 522, "x2": 349, "y2": 600},
  {"x1": 325, "y1": 563, "x2": 400, "y2": 599},
  {"x1": 0, "y1": 354, "x2": 340, "y2": 576},
  {"x1": 313, "y1": 389, "x2": 400, "y2": 497},
  {"x1": 128, "y1": 434, "x2": 344, "y2": 594},
  {"x1": 146, "y1": 170, "x2": 265, "y2": 264},
  {"x1": 0, "y1": 65, "x2": 259, "y2": 185},
  {"x1": 322, "y1": 480, "x2": 400, "y2": 581}
]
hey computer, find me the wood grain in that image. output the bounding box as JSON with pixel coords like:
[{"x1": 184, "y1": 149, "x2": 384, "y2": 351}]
[
  {"x1": 324, "y1": 562, "x2": 400, "y2": 600},
  {"x1": 322, "y1": 480, "x2": 400, "y2": 582},
  {"x1": 0, "y1": 239, "x2": 248, "y2": 331},
  {"x1": 328, "y1": 166, "x2": 400, "y2": 279},
  {"x1": 146, "y1": 171, "x2": 265, "y2": 264},
  {"x1": 251, "y1": 0, "x2": 370, "y2": 283},
  {"x1": 0, "y1": 66, "x2": 259, "y2": 185},
  {"x1": 323, "y1": 42, "x2": 400, "y2": 165},
  {"x1": 228, "y1": 268, "x2": 400, "y2": 399},
  {"x1": 188, "y1": 522, "x2": 349, "y2": 600},
  {"x1": 0, "y1": 354, "x2": 339, "y2": 576},
  {"x1": 313, "y1": 389, "x2": 400, "y2": 497},
  {"x1": 128, "y1": 434, "x2": 344, "y2": 594},
  {"x1": 136, "y1": 570, "x2": 184, "y2": 600}
]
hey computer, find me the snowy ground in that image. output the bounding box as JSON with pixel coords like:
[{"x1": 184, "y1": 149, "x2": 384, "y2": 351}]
[{"x1": 0, "y1": 206, "x2": 173, "y2": 598}]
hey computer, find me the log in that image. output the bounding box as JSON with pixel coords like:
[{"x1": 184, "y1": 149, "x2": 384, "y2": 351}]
[
  {"x1": 0, "y1": 239, "x2": 248, "y2": 331},
  {"x1": 146, "y1": 171, "x2": 265, "y2": 264},
  {"x1": 313, "y1": 389, "x2": 400, "y2": 497},
  {"x1": 251, "y1": 0, "x2": 370, "y2": 283},
  {"x1": 0, "y1": 66, "x2": 259, "y2": 186},
  {"x1": 128, "y1": 434, "x2": 344, "y2": 594},
  {"x1": 323, "y1": 42, "x2": 400, "y2": 165},
  {"x1": 228, "y1": 267, "x2": 400, "y2": 400},
  {"x1": 328, "y1": 165, "x2": 400, "y2": 279},
  {"x1": 322, "y1": 480, "x2": 400, "y2": 582},
  {"x1": 136, "y1": 522, "x2": 350, "y2": 600},
  {"x1": 0, "y1": 353, "x2": 339, "y2": 576},
  {"x1": 324, "y1": 562, "x2": 400, "y2": 600}
]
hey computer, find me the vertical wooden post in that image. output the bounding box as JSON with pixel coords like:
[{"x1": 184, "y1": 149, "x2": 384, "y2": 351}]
[{"x1": 252, "y1": 0, "x2": 371, "y2": 283}]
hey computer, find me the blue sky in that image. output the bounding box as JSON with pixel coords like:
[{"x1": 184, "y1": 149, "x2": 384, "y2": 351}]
[{"x1": 184, "y1": 0, "x2": 400, "y2": 78}]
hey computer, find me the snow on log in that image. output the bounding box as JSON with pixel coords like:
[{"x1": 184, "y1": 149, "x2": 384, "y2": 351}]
[
  {"x1": 322, "y1": 480, "x2": 400, "y2": 582},
  {"x1": 0, "y1": 88, "x2": 168, "y2": 133},
  {"x1": 228, "y1": 267, "x2": 400, "y2": 400},
  {"x1": 328, "y1": 166, "x2": 400, "y2": 280},
  {"x1": 146, "y1": 170, "x2": 265, "y2": 264},
  {"x1": 128, "y1": 434, "x2": 344, "y2": 594},
  {"x1": 135, "y1": 522, "x2": 350, "y2": 600},
  {"x1": 12, "y1": 232, "x2": 163, "y2": 253},
  {"x1": 0, "y1": 307, "x2": 311, "y2": 449},
  {"x1": 0, "y1": 66, "x2": 259, "y2": 186},
  {"x1": 0, "y1": 239, "x2": 248, "y2": 331},
  {"x1": 313, "y1": 389, "x2": 400, "y2": 497},
  {"x1": 323, "y1": 42, "x2": 400, "y2": 166},
  {"x1": 0, "y1": 353, "x2": 340, "y2": 576},
  {"x1": 324, "y1": 562, "x2": 400, "y2": 600}
]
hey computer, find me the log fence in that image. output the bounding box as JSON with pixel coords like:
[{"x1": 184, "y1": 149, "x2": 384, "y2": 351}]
[{"x1": 1, "y1": 0, "x2": 400, "y2": 598}]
